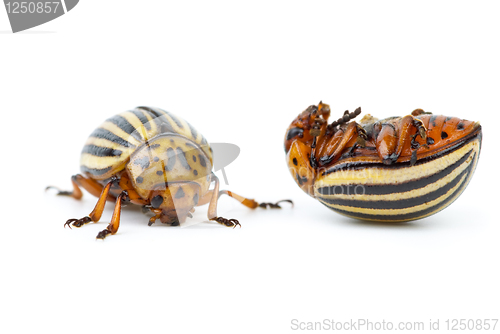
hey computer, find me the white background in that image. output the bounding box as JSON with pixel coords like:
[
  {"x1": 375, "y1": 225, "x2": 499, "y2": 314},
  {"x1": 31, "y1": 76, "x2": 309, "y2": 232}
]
[{"x1": 1, "y1": 1, "x2": 499, "y2": 333}]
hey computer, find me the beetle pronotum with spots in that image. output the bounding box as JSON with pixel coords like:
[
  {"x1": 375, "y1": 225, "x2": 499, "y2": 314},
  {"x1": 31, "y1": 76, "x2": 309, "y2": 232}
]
[
  {"x1": 49, "y1": 106, "x2": 291, "y2": 239},
  {"x1": 284, "y1": 102, "x2": 482, "y2": 222}
]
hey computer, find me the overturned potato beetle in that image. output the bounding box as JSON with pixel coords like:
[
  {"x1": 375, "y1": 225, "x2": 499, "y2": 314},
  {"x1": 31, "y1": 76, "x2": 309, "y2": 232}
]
[
  {"x1": 284, "y1": 102, "x2": 482, "y2": 222},
  {"x1": 49, "y1": 106, "x2": 291, "y2": 239}
]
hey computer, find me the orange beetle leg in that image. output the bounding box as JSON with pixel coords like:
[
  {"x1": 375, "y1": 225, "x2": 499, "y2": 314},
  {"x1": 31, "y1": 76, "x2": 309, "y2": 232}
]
[
  {"x1": 310, "y1": 105, "x2": 362, "y2": 168},
  {"x1": 376, "y1": 123, "x2": 398, "y2": 164},
  {"x1": 46, "y1": 174, "x2": 116, "y2": 202},
  {"x1": 202, "y1": 174, "x2": 292, "y2": 228},
  {"x1": 377, "y1": 115, "x2": 427, "y2": 165},
  {"x1": 147, "y1": 208, "x2": 163, "y2": 226},
  {"x1": 205, "y1": 174, "x2": 240, "y2": 228},
  {"x1": 96, "y1": 191, "x2": 129, "y2": 239},
  {"x1": 317, "y1": 121, "x2": 359, "y2": 166},
  {"x1": 64, "y1": 177, "x2": 117, "y2": 229}
]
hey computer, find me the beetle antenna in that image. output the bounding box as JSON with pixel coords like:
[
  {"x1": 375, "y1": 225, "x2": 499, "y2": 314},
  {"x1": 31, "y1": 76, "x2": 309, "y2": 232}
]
[{"x1": 330, "y1": 107, "x2": 362, "y2": 128}]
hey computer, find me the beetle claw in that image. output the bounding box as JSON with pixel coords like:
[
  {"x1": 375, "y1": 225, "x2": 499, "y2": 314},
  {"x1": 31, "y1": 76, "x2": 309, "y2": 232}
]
[
  {"x1": 46, "y1": 186, "x2": 73, "y2": 196},
  {"x1": 213, "y1": 217, "x2": 241, "y2": 228},
  {"x1": 258, "y1": 199, "x2": 294, "y2": 209},
  {"x1": 64, "y1": 216, "x2": 92, "y2": 229},
  {"x1": 96, "y1": 228, "x2": 111, "y2": 240}
]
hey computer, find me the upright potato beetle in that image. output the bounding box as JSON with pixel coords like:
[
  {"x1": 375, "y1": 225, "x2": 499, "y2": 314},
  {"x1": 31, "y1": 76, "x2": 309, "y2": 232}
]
[
  {"x1": 284, "y1": 102, "x2": 482, "y2": 222},
  {"x1": 49, "y1": 106, "x2": 290, "y2": 239}
]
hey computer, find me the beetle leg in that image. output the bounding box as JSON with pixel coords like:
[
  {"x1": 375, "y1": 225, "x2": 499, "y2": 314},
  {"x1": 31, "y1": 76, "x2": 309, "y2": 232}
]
[
  {"x1": 96, "y1": 191, "x2": 129, "y2": 239},
  {"x1": 309, "y1": 136, "x2": 319, "y2": 168},
  {"x1": 117, "y1": 174, "x2": 148, "y2": 205},
  {"x1": 376, "y1": 123, "x2": 398, "y2": 164},
  {"x1": 147, "y1": 208, "x2": 162, "y2": 226},
  {"x1": 216, "y1": 190, "x2": 294, "y2": 209},
  {"x1": 213, "y1": 217, "x2": 241, "y2": 229},
  {"x1": 142, "y1": 205, "x2": 152, "y2": 215},
  {"x1": 377, "y1": 115, "x2": 428, "y2": 165},
  {"x1": 202, "y1": 174, "x2": 292, "y2": 227},
  {"x1": 46, "y1": 176, "x2": 83, "y2": 200},
  {"x1": 64, "y1": 177, "x2": 117, "y2": 229},
  {"x1": 217, "y1": 190, "x2": 293, "y2": 209},
  {"x1": 205, "y1": 174, "x2": 241, "y2": 228},
  {"x1": 329, "y1": 107, "x2": 362, "y2": 128},
  {"x1": 347, "y1": 143, "x2": 359, "y2": 157},
  {"x1": 318, "y1": 122, "x2": 359, "y2": 166},
  {"x1": 308, "y1": 103, "x2": 332, "y2": 168},
  {"x1": 411, "y1": 108, "x2": 432, "y2": 116},
  {"x1": 257, "y1": 199, "x2": 294, "y2": 209},
  {"x1": 47, "y1": 174, "x2": 116, "y2": 202}
]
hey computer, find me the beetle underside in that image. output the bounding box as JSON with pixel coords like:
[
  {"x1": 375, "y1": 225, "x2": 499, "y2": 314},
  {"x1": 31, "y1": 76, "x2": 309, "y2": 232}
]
[{"x1": 284, "y1": 102, "x2": 482, "y2": 222}]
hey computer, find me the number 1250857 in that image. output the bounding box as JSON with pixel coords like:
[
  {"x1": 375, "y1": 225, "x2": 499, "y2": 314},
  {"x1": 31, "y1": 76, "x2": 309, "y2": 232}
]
[
  {"x1": 5, "y1": 2, "x2": 60, "y2": 14},
  {"x1": 445, "y1": 319, "x2": 498, "y2": 331}
]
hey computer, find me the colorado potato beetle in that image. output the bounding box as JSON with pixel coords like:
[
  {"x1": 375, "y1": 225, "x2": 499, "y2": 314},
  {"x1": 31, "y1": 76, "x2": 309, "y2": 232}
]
[
  {"x1": 49, "y1": 106, "x2": 290, "y2": 239},
  {"x1": 284, "y1": 102, "x2": 482, "y2": 222}
]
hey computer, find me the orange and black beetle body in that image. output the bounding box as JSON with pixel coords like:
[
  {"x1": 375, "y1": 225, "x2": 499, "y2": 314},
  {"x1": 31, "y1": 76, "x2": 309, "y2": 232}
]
[
  {"x1": 50, "y1": 106, "x2": 288, "y2": 239},
  {"x1": 284, "y1": 102, "x2": 482, "y2": 222}
]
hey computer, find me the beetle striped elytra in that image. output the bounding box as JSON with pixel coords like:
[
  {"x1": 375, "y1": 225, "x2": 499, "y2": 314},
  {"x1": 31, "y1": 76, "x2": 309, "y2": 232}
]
[
  {"x1": 284, "y1": 102, "x2": 482, "y2": 222},
  {"x1": 48, "y1": 106, "x2": 291, "y2": 239}
]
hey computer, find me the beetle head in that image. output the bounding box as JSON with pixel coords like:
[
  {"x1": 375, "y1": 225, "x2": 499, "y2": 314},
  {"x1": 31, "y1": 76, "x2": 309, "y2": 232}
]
[
  {"x1": 284, "y1": 102, "x2": 330, "y2": 197},
  {"x1": 283, "y1": 102, "x2": 331, "y2": 154},
  {"x1": 149, "y1": 182, "x2": 201, "y2": 224}
]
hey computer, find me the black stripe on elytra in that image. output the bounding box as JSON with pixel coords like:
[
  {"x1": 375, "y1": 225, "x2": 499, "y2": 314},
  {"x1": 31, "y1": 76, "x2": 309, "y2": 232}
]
[
  {"x1": 81, "y1": 145, "x2": 123, "y2": 157},
  {"x1": 317, "y1": 148, "x2": 473, "y2": 196},
  {"x1": 321, "y1": 158, "x2": 476, "y2": 221},
  {"x1": 137, "y1": 106, "x2": 166, "y2": 118},
  {"x1": 80, "y1": 165, "x2": 112, "y2": 176},
  {"x1": 140, "y1": 106, "x2": 184, "y2": 130},
  {"x1": 319, "y1": 156, "x2": 474, "y2": 210},
  {"x1": 164, "y1": 111, "x2": 184, "y2": 129},
  {"x1": 187, "y1": 122, "x2": 198, "y2": 139},
  {"x1": 130, "y1": 109, "x2": 152, "y2": 131},
  {"x1": 165, "y1": 147, "x2": 176, "y2": 171},
  {"x1": 177, "y1": 147, "x2": 191, "y2": 170},
  {"x1": 89, "y1": 128, "x2": 135, "y2": 148},
  {"x1": 138, "y1": 107, "x2": 173, "y2": 134},
  {"x1": 106, "y1": 115, "x2": 143, "y2": 142},
  {"x1": 160, "y1": 121, "x2": 176, "y2": 134}
]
